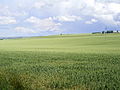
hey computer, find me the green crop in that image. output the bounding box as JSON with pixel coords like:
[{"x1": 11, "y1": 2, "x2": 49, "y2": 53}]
[{"x1": 0, "y1": 33, "x2": 120, "y2": 90}]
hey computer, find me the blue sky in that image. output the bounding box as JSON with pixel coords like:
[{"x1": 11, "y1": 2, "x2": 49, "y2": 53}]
[{"x1": 0, "y1": 0, "x2": 120, "y2": 37}]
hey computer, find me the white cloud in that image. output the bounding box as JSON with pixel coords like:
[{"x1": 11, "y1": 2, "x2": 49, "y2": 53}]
[
  {"x1": 53, "y1": 15, "x2": 82, "y2": 22},
  {"x1": 1, "y1": 0, "x2": 120, "y2": 36},
  {"x1": 46, "y1": 0, "x2": 120, "y2": 25},
  {"x1": 82, "y1": 1, "x2": 120, "y2": 25},
  {"x1": 85, "y1": 19, "x2": 98, "y2": 24},
  {"x1": 108, "y1": 3, "x2": 120, "y2": 14},
  {"x1": 33, "y1": 1, "x2": 46, "y2": 9},
  {"x1": 89, "y1": 2, "x2": 120, "y2": 25},
  {"x1": 13, "y1": 11, "x2": 28, "y2": 17},
  {"x1": 15, "y1": 27, "x2": 36, "y2": 33},
  {"x1": 25, "y1": 16, "x2": 61, "y2": 31},
  {"x1": 0, "y1": 5, "x2": 28, "y2": 17},
  {"x1": 0, "y1": 16, "x2": 17, "y2": 24},
  {"x1": 1, "y1": 0, "x2": 120, "y2": 25}
]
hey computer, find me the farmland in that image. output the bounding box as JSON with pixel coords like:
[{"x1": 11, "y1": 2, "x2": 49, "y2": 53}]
[{"x1": 0, "y1": 33, "x2": 120, "y2": 90}]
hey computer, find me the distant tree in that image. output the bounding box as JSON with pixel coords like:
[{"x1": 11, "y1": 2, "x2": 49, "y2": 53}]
[
  {"x1": 60, "y1": 33, "x2": 62, "y2": 35},
  {"x1": 102, "y1": 31, "x2": 105, "y2": 34},
  {"x1": 117, "y1": 30, "x2": 119, "y2": 33},
  {"x1": 106, "y1": 31, "x2": 113, "y2": 33}
]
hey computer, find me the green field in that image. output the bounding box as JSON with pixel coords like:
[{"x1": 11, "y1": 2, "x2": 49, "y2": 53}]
[{"x1": 0, "y1": 33, "x2": 120, "y2": 90}]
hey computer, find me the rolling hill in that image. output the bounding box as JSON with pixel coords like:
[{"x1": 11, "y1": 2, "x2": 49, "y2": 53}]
[{"x1": 0, "y1": 33, "x2": 120, "y2": 90}]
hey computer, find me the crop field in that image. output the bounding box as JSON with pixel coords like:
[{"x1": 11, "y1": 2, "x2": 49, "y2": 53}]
[{"x1": 0, "y1": 33, "x2": 120, "y2": 90}]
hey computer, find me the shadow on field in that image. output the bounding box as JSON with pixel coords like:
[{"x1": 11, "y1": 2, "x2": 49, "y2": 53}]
[
  {"x1": 0, "y1": 70, "x2": 27, "y2": 90},
  {"x1": 0, "y1": 70, "x2": 89, "y2": 90}
]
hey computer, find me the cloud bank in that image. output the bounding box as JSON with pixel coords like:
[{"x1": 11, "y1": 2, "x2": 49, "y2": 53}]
[{"x1": 0, "y1": 0, "x2": 120, "y2": 36}]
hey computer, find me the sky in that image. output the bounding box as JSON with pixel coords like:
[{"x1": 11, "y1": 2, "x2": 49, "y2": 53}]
[{"x1": 0, "y1": 0, "x2": 120, "y2": 37}]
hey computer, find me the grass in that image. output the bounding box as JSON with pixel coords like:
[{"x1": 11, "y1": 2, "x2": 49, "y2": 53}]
[{"x1": 0, "y1": 33, "x2": 120, "y2": 90}]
